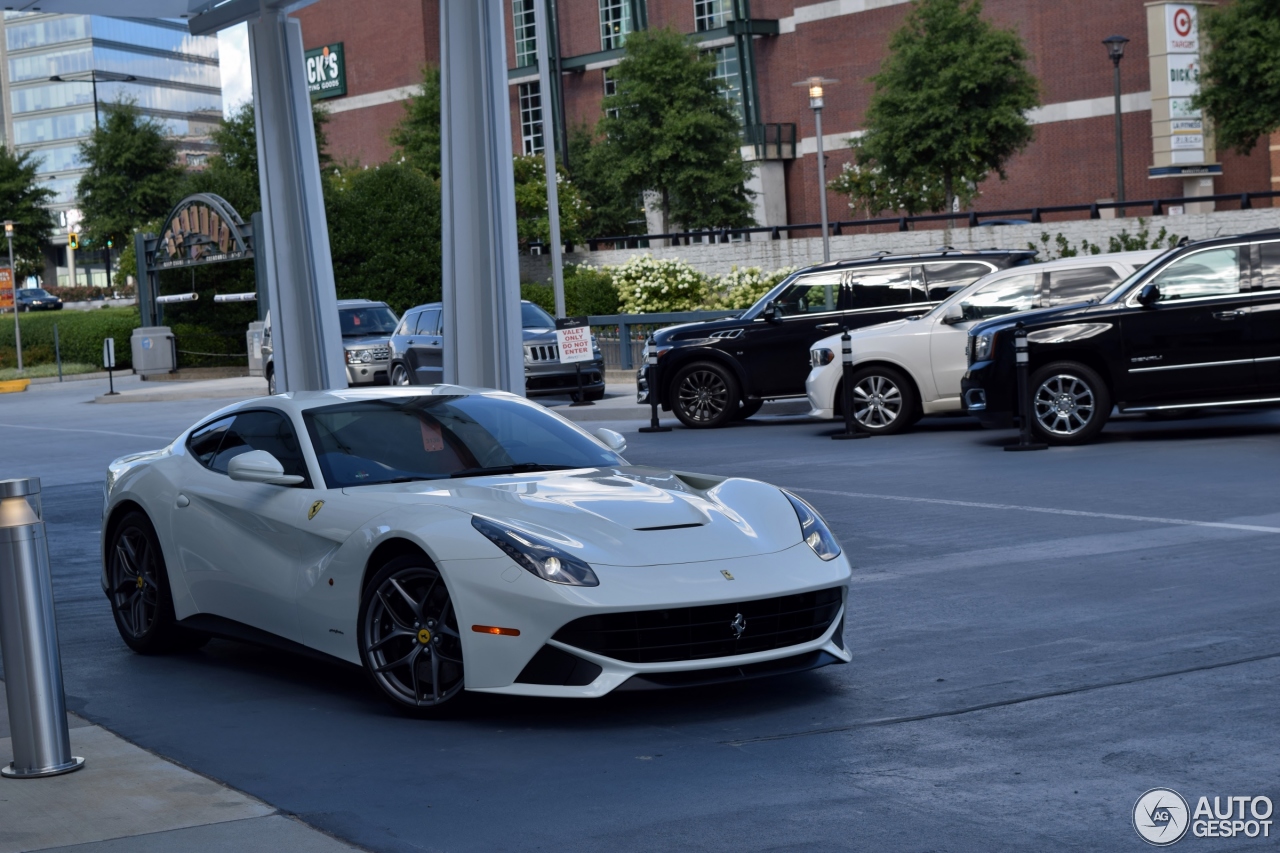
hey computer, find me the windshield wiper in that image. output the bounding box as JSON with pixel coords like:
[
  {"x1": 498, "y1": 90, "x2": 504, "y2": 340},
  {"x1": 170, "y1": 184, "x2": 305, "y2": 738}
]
[{"x1": 449, "y1": 463, "x2": 574, "y2": 479}]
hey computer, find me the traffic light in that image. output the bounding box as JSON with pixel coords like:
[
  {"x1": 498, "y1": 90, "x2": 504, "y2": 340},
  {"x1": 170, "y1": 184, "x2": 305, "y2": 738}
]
[
  {"x1": 106, "y1": 237, "x2": 114, "y2": 249},
  {"x1": 68, "y1": 232, "x2": 79, "y2": 250}
]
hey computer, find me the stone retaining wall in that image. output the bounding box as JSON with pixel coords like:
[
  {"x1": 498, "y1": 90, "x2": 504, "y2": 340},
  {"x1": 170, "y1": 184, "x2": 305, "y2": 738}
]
[{"x1": 519, "y1": 208, "x2": 1280, "y2": 282}]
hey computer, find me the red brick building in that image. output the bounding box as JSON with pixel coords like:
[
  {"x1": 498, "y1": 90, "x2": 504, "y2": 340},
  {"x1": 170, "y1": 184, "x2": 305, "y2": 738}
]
[{"x1": 294, "y1": 0, "x2": 1277, "y2": 237}]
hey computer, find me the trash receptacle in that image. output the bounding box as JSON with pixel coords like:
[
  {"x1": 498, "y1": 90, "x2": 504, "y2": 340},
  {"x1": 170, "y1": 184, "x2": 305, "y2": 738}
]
[
  {"x1": 247, "y1": 321, "x2": 265, "y2": 377},
  {"x1": 130, "y1": 326, "x2": 175, "y2": 376}
]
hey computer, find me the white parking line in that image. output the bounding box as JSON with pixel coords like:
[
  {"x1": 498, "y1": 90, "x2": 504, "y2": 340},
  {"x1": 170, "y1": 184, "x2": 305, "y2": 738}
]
[{"x1": 793, "y1": 488, "x2": 1280, "y2": 534}]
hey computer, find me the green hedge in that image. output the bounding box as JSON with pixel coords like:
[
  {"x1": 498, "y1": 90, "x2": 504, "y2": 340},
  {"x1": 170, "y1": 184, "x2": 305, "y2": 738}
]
[{"x1": 0, "y1": 307, "x2": 141, "y2": 370}]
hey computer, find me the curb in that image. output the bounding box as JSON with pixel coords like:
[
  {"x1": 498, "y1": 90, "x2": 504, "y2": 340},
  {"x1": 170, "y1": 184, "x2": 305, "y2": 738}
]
[{"x1": 0, "y1": 378, "x2": 30, "y2": 393}]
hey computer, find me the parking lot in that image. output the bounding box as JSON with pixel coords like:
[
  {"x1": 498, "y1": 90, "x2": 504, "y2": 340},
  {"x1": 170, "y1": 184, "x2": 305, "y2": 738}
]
[{"x1": 3, "y1": 378, "x2": 1279, "y2": 851}]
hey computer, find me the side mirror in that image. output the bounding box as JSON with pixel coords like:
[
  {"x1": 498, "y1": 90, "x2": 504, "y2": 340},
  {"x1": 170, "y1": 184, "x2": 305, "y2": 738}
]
[
  {"x1": 1137, "y1": 284, "x2": 1161, "y2": 307},
  {"x1": 765, "y1": 303, "x2": 784, "y2": 324},
  {"x1": 940, "y1": 303, "x2": 965, "y2": 325},
  {"x1": 594, "y1": 428, "x2": 627, "y2": 453},
  {"x1": 227, "y1": 449, "x2": 305, "y2": 486}
]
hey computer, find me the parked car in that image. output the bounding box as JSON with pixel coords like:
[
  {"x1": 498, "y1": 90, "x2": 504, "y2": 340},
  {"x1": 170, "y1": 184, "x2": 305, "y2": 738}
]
[
  {"x1": 15, "y1": 288, "x2": 62, "y2": 311},
  {"x1": 804, "y1": 251, "x2": 1161, "y2": 434},
  {"x1": 100, "y1": 386, "x2": 851, "y2": 713},
  {"x1": 389, "y1": 300, "x2": 605, "y2": 400},
  {"x1": 263, "y1": 299, "x2": 398, "y2": 394},
  {"x1": 637, "y1": 249, "x2": 1037, "y2": 428},
  {"x1": 961, "y1": 229, "x2": 1280, "y2": 445}
]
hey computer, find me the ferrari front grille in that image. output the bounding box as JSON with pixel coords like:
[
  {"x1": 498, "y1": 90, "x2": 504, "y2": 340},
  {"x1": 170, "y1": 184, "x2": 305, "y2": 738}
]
[{"x1": 552, "y1": 587, "x2": 843, "y2": 664}]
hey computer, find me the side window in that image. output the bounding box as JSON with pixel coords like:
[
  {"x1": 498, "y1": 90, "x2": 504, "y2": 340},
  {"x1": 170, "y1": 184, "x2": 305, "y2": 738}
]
[
  {"x1": 957, "y1": 273, "x2": 1039, "y2": 321},
  {"x1": 396, "y1": 310, "x2": 419, "y2": 336},
  {"x1": 845, "y1": 266, "x2": 918, "y2": 310},
  {"x1": 417, "y1": 308, "x2": 442, "y2": 335},
  {"x1": 1046, "y1": 266, "x2": 1122, "y2": 307},
  {"x1": 923, "y1": 262, "x2": 997, "y2": 301},
  {"x1": 771, "y1": 272, "x2": 842, "y2": 317},
  {"x1": 1149, "y1": 247, "x2": 1242, "y2": 301},
  {"x1": 1257, "y1": 241, "x2": 1280, "y2": 290},
  {"x1": 186, "y1": 416, "x2": 235, "y2": 468},
  {"x1": 209, "y1": 410, "x2": 310, "y2": 483}
]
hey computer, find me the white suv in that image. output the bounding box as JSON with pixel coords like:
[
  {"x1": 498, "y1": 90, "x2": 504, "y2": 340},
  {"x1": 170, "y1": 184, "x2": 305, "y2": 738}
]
[{"x1": 805, "y1": 251, "x2": 1163, "y2": 434}]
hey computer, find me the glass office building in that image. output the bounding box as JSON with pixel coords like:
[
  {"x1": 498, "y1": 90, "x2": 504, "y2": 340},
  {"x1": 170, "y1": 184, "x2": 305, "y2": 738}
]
[{"x1": 0, "y1": 14, "x2": 221, "y2": 284}]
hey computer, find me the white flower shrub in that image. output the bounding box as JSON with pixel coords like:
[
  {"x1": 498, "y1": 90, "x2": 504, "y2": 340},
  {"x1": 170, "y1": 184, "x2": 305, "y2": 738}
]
[
  {"x1": 607, "y1": 255, "x2": 710, "y2": 314},
  {"x1": 705, "y1": 265, "x2": 798, "y2": 310}
]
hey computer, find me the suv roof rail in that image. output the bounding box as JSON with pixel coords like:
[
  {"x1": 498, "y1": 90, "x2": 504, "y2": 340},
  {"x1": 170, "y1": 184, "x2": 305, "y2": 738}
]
[{"x1": 1246, "y1": 228, "x2": 1280, "y2": 236}]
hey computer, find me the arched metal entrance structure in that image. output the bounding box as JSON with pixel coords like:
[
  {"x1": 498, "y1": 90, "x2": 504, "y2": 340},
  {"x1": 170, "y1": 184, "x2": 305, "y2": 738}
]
[{"x1": 136, "y1": 193, "x2": 266, "y2": 327}]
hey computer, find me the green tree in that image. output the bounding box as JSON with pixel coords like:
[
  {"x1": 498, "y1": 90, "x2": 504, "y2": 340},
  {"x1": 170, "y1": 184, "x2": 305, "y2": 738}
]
[
  {"x1": 325, "y1": 161, "x2": 442, "y2": 313},
  {"x1": 858, "y1": 0, "x2": 1039, "y2": 212},
  {"x1": 599, "y1": 28, "x2": 754, "y2": 231},
  {"x1": 1194, "y1": 0, "x2": 1280, "y2": 155},
  {"x1": 76, "y1": 100, "x2": 184, "y2": 248},
  {"x1": 568, "y1": 126, "x2": 645, "y2": 238},
  {"x1": 512, "y1": 153, "x2": 584, "y2": 250},
  {"x1": 390, "y1": 66, "x2": 441, "y2": 179},
  {"x1": 0, "y1": 146, "x2": 56, "y2": 281},
  {"x1": 827, "y1": 138, "x2": 946, "y2": 217}
]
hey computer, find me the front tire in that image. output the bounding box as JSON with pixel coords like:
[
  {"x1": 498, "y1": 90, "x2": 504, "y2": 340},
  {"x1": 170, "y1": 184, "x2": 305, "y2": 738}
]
[
  {"x1": 358, "y1": 555, "x2": 466, "y2": 715},
  {"x1": 106, "y1": 511, "x2": 201, "y2": 654},
  {"x1": 671, "y1": 361, "x2": 740, "y2": 429},
  {"x1": 1028, "y1": 361, "x2": 1110, "y2": 445},
  {"x1": 842, "y1": 365, "x2": 919, "y2": 435},
  {"x1": 265, "y1": 366, "x2": 276, "y2": 395}
]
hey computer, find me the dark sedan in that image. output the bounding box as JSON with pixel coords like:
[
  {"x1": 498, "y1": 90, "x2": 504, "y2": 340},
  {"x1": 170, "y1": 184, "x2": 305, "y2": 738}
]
[{"x1": 15, "y1": 288, "x2": 62, "y2": 311}]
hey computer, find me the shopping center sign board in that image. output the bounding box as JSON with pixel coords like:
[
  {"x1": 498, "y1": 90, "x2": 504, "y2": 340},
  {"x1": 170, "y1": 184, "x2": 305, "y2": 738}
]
[{"x1": 306, "y1": 43, "x2": 346, "y2": 100}]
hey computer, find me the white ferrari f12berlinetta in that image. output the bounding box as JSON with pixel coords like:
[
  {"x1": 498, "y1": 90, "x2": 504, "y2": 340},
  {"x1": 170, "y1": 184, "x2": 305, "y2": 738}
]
[{"x1": 102, "y1": 386, "x2": 851, "y2": 714}]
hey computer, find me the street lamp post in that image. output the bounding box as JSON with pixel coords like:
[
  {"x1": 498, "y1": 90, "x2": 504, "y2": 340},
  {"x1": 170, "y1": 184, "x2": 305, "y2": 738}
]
[
  {"x1": 1103, "y1": 35, "x2": 1129, "y2": 217},
  {"x1": 795, "y1": 77, "x2": 838, "y2": 262},
  {"x1": 5, "y1": 221, "x2": 20, "y2": 373}
]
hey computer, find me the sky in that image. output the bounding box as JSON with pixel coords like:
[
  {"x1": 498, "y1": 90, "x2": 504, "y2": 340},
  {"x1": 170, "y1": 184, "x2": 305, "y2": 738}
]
[{"x1": 217, "y1": 22, "x2": 253, "y2": 117}]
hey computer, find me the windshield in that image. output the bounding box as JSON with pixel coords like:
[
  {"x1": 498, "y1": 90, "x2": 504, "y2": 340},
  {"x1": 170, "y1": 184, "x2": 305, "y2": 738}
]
[
  {"x1": 1099, "y1": 248, "x2": 1179, "y2": 303},
  {"x1": 22, "y1": 289, "x2": 51, "y2": 297},
  {"x1": 741, "y1": 271, "x2": 805, "y2": 319},
  {"x1": 303, "y1": 395, "x2": 623, "y2": 488},
  {"x1": 339, "y1": 305, "x2": 398, "y2": 336},
  {"x1": 521, "y1": 302, "x2": 555, "y2": 329},
  {"x1": 923, "y1": 271, "x2": 1039, "y2": 321}
]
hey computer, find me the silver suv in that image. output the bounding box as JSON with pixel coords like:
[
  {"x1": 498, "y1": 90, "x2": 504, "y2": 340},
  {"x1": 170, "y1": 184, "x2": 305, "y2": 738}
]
[{"x1": 263, "y1": 299, "x2": 399, "y2": 393}]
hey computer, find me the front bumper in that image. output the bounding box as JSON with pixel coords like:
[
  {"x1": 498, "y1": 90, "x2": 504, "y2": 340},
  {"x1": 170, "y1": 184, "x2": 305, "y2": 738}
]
[
  {"x1": 961, "y1": 360, "x2": 1016, "y2": 429},
  {"x1": 345, "y1": 362, "x2": 389, "y2": 386},
  {"x1": 805, "y1": 362, "x2": 840, "y2": 420},
  {"x1": 525, "y1": 356, "x2": 605, "y2": 397},
  {"x1": 445, "y1": 542, "x2": 852, "y2": 698}
]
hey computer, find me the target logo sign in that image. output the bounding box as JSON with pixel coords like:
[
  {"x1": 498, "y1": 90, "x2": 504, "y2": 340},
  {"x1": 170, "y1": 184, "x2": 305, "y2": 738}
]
[{"x1": 1173, "y1": 8, "x2": 1192, "y2": 36}]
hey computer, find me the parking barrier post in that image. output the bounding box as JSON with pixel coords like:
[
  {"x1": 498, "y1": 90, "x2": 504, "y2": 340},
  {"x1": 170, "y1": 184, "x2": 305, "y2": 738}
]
[
  {"x1": 638, "y1": 340, "x2": 671, "y2": 433},
  {"x1": 1005, "y1": 322, "x2": 1047, "y2": 452},
  {"x1": 832, "y1": 328, "x2": 868, "y2": 440},
  {"x1": 0, "y1": 478, "x2": 84, "y2": 778}
]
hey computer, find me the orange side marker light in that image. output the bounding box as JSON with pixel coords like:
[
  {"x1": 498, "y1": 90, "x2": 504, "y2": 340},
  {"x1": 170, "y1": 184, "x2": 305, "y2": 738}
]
[{"x1": 472, "y1": 625, "x2": 520, "y2": 637}]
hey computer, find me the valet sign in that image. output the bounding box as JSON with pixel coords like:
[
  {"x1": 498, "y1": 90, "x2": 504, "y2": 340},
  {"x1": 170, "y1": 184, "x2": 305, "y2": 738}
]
[
  {"x1": 555, "y1": 317, "x2": 593, "y2": 364},
  {"x1": 305, "y1": 43, "x2": 346, "y2": 100}
]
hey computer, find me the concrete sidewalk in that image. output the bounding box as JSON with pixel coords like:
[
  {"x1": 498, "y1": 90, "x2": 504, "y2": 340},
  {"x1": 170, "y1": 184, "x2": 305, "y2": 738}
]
[{"x1": 0, "y1": 681, "x2": 362, "y2": 853}]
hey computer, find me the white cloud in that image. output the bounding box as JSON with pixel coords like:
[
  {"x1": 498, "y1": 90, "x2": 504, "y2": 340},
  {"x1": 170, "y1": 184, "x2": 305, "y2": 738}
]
[{"x1": 218, "y1": 22, "x2": 252, "y2": 117}]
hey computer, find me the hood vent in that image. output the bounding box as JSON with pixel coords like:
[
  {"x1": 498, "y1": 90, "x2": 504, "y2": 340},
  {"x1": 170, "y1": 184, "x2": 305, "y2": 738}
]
[{"x1": 634, "y1": 522, "x2": 705, "y2": 532}]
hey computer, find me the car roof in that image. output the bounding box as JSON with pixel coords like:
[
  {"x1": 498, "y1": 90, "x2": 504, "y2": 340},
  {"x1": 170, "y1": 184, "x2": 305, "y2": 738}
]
[
  {"x1": 984, "y1": 249, "x2": 1162, "y2": 274},
  {"x1": 336, "y1": 299, "x2": 390, "y2": 308},
  {"x1": 193, "y1": 385, "x2": 516, "y2": 425},
  {"x1": 406, "y1": 300, "x2": 539, "y2": 312},
  {"x1": 804, "y1": 247, "x2": 1037, "y2": 272}
]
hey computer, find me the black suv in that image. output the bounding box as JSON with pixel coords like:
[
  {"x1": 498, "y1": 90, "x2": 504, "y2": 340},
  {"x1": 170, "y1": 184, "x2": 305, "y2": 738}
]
[
  {"x1": 638, "y1": 249, "x2": 1036, "y2": 428},
  {"x1": 961, "y1": 230, "x2": 1280, "y2": 445}
]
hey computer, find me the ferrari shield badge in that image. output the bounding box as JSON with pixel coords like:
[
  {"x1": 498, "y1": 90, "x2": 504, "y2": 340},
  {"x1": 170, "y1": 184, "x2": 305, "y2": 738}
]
[{"x1": 308, "y1": 500, "x2": 324, "y2": 521}]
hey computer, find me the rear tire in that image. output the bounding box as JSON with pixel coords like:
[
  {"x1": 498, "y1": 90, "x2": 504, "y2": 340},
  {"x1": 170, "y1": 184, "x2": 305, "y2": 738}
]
[
  {"x1": 670, "y1": 361, "x2": 740, "y2": 429},
  {"x1": 1028, "y1": 361, "x2": 1110, "y2": 445},
  {"x1": 106, "y1": 511, "x2": 203, "y2": 654},
  {"x1": 390, "y1": 363, "x2": 412, "y2": 386}
]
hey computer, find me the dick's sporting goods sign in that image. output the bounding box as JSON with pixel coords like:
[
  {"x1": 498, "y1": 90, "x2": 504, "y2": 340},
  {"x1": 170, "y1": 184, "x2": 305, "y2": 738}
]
[{"x1": 306, "y1": 43, "x2": 346, "y2": 100}]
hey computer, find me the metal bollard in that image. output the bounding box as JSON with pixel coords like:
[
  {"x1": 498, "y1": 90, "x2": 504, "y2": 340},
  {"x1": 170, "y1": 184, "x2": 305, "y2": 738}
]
[
  {"x1": 832, "y1": 328, "x2": 868, "y2": 440},
  {"x1": 0, "y1": 478, "x2": 84, "y2": 778},
  {"x1": 637, "y1": 341, "x2": 671, "y2": 433},
  {"x1": 1005, "y1": 323, "x2": 1047, "y2": 452}
]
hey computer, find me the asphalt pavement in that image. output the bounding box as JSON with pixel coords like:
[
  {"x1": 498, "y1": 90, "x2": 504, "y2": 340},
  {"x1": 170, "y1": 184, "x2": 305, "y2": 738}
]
[{"x1": 1, "y1": 377, "x2": 1278, "y2": 851}]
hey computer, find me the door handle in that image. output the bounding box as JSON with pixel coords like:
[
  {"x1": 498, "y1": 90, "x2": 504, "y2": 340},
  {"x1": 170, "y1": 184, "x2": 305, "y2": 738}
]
[
  {"x1": 1213, "y1": 310, "x2": 1245, "y2": 320},
  {"x1": 176, "y1": 494, "x2": 190, "y2": 508}
]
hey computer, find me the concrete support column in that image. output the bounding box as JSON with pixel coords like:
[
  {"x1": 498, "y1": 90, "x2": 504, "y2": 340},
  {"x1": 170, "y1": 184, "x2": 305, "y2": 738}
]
[
  {"x1": 248, "y1": 8, "x2": 345, "y2": 393},
  {"x1": 439, "y1": 0, "x2": 524, "y2": 393}
]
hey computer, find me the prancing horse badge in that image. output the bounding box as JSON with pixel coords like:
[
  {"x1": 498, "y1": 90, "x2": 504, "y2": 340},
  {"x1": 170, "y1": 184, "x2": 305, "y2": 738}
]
[{"x1": 308, "y1": 500, "x2": 324, "y2": 521}]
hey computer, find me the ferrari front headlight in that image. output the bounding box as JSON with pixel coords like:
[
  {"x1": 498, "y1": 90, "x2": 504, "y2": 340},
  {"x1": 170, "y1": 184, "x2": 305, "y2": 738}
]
[
  {"x1": 783, "y1": 491, "x2": 841, "y2": 561},
  {"x1": 471, "y1": 516, "x2": 599, "y2": 586}
]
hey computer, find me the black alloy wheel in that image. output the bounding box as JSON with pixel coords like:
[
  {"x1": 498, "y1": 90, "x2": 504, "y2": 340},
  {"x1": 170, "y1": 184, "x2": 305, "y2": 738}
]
[
  {"x1": 1028, "y1": 361, "x2": 1111, "y2": 445},
  {"x1": 390, "y1": 363, "x2": 412, "y2": 386},
  {"x1": 734, "y1": 399, "x2": 764, "y2": 421},
  {"x1": 359, "y1": 555, "x2": 466, "y2": 714},
  {"x1": 843, "y1": 366, "x2": 919, "y2": 435},
  {"x1": 107, "y1": 511, "x2": 204, "y2": 654},
  {"x1": 671, "y1": 361, "x2": 740, "y2": 429}
]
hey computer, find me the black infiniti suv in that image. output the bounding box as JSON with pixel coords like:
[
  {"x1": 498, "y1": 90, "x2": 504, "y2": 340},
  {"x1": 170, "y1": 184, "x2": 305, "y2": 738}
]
[
  {"x1": 961, "y1": 230, "x2": 1280, "y2": 445},
  {"x1": 638, "y1": 249, "x2": 1036, "y2": 428}
]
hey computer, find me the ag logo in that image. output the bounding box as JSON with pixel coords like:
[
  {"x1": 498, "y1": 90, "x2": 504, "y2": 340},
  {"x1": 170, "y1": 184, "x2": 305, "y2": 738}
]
[
  {"x1": 1134, "y1": 788, "x2": 1190, "y2": 846},
  {"x1": 308, "y1": 500, "x2": 324, "y2": 521}
]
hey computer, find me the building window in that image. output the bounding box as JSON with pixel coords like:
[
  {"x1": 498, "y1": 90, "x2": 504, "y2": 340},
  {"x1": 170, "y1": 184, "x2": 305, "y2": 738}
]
[
  {"x1": 708, "y1": 45, "x2": 743, "y2": 123},
  {"x1": 518, "y1": 81, "x2": 544, "y2": 154},
  {"x1": 695, "y1": 0, "x2": 733, "y2": 31},
  {"x1": 514, "y1": 0, "x2": 537, "y2": 67},
  {"x1": 603, "y1": 67, "x2": 620, "y2": 119},
  {"x1": 599, "y1": 0, "x2": 632, "y2": 50}
]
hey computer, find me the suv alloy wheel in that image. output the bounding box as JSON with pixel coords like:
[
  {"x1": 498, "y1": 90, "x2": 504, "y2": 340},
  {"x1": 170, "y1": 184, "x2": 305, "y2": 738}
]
[
  {"x1": 671, "y1": 361, "x2": 740, "y2": 429},
  {"x1": 1028, "y1": 361, "x2": 1111, "y2": 445}
]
